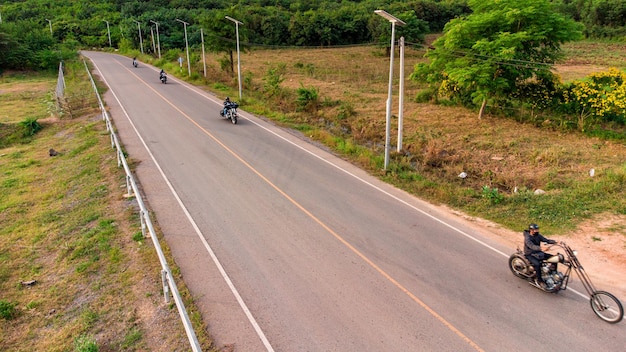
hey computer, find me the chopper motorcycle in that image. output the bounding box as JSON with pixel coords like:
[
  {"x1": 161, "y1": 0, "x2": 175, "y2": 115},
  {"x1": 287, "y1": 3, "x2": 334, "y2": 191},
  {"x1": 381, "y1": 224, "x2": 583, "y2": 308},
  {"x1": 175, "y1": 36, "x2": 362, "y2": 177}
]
[{"x1": 508, "y1": 241, "x2": 623, "y2": 323}]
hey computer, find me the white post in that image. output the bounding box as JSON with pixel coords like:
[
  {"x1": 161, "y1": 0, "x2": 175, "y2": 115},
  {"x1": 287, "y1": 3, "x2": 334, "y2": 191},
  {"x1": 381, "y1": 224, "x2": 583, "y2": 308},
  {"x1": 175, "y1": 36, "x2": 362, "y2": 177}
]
[
  {"x1": 133, "y1": 20, "x2": 143, "y2": 54},
  {"x1": 375, "y1": 10, "x2": 405, "y2": 170},
  {"x1": 398, "y1": 36, "x2": 405, "y2": 152},
  {"x1": 226, "y1": 16, "x2": 244, "y2": 100},
  {"x1": 46, "y1": 19, "x2": 52, "y2": 36},
  {"x1": 150, "y1": 20, "x2": 161, "y2": 59},
  {"x1": 201, "y1": 28, "x2": 207, "y2": 77},
  {"x1": 103, "y1": 20, "x2": 112, "y2": 47},
  {"x1": 176, "y1": 19, "x2": 191, "y2": 76}
]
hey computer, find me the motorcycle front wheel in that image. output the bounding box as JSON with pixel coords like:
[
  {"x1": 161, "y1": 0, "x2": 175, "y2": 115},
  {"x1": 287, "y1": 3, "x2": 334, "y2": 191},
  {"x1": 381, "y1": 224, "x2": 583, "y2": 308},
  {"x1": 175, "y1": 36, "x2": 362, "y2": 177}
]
[
  {"x1": 590, "y1": 291, "x2": 623, "y2": 323},
  {"x1": 231, "y1": 113, "x2": 237, "y2": 124}
]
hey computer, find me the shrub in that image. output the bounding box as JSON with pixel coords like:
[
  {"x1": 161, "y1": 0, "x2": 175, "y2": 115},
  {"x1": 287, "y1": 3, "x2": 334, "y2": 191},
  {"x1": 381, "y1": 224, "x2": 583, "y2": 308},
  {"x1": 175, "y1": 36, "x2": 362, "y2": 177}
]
[
  {"x1": 74, "y1": 334, "x2": 98, "y2": 352},
  {"x1": 296, "y1": 85, "x2": 319, "y2": 112},
  {"x1": 482, "y1": 185, "x2": 504, "y2": 204},
  {"x1": 0, "y1": 300, "x2": 18, "y2": 320},
  {"x1": 263, "y1": 64, "x2": 286, "y2": 97},
  {"x1": 18, "y1": 117, "x2": 42, "y2": 137}
]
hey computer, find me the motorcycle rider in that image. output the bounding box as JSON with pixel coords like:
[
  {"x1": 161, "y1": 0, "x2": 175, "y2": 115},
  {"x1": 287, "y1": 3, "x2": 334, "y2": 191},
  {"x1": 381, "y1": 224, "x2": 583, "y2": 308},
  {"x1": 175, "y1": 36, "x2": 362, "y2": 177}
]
[
  {"x1": 159, "y1": 69, "x2": 166, "y2": 79},
  {"x1": 132, "y1": 57, "x2": 137, "y2": 67},
  {"x1": 222, "y1": 97, "x2": 231, "y2": 116},
  {"x1": 524, "y1": 223, "x2": 557, "y2": 288}
]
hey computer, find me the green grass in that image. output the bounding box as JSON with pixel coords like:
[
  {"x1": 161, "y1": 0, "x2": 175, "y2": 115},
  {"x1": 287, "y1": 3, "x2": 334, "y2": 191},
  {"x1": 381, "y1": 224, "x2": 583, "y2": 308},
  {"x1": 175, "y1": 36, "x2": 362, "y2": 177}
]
[{"x1": 0, "y1": 62, "x2": 214, "y2": 351}]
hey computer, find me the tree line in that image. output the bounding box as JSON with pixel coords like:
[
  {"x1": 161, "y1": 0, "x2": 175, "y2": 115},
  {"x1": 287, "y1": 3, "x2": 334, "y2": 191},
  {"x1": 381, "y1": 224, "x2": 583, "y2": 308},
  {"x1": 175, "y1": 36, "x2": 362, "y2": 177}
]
[{"x1": 1, "y1": 0, "x2": 625, "y2": 72}]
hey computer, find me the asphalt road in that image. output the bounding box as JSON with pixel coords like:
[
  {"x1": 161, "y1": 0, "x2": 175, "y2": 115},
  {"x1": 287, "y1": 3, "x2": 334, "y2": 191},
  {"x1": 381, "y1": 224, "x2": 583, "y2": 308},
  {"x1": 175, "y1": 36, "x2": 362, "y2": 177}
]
[{"x1": 83, "y1": 51, "x2": 625, "y2": 352}]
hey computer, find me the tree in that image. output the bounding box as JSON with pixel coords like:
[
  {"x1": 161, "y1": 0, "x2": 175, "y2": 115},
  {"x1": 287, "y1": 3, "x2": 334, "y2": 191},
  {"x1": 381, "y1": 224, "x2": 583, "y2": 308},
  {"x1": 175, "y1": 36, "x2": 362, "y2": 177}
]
[
  {"x1": 199, "y1": 9, "x2": 248, "y2": 75},
  {"x1": 412, "y1": 0, "x2": 583, "y2": 119}
]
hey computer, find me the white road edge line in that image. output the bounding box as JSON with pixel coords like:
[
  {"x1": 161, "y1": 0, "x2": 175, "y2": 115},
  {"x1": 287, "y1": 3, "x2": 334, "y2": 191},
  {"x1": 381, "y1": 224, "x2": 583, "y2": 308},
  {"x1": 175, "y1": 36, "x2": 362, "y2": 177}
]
[{"x1": 89, "y1": 57, "x2": 276, "y2": 352}]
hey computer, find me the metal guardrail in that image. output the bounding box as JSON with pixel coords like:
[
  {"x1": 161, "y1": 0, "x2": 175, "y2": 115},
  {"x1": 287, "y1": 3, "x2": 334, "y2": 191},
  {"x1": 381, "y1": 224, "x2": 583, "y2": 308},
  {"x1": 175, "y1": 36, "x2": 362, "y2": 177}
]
[{"x1": 82, "y1": 60, "x2": 202, "y2": 351}]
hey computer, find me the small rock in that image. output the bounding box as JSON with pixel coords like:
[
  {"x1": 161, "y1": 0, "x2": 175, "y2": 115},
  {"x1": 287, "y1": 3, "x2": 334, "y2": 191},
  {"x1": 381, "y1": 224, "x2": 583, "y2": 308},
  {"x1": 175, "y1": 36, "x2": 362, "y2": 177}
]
[
  {"x1": 534, "y1": 189, "x2": 546, "y2": 195},
  {"x1": 458, "y1": 172, "x2": 468, "y2": 179},
  {"x1": 49, "y1": 148, "x2": 58, "y2": 156},
  {"x1": 589, "y1": 168, "x2": 595, "y2": 177},
  {"x1": 21, "y1": 280, "x2": 37, "y2": 286}
]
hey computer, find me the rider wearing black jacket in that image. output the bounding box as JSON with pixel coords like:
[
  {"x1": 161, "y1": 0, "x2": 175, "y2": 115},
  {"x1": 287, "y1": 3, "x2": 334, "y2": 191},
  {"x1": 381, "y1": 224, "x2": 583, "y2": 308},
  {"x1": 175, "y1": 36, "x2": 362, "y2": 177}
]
[{"x1": 524, "y1": 223, "x2": 556, "y2": 287}]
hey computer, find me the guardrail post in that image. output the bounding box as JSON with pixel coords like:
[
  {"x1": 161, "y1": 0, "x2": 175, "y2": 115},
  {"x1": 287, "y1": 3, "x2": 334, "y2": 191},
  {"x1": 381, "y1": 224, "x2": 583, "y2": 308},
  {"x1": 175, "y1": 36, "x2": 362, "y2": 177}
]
[
  {"x1": 125, "y1": 175, "x2": 133, "y2": 196},
  {"x1": 162, "y1": 270, "x2": 171, "y2": 304},
  {"x1": 140, "y1": 209, "x2": 147, "y2": 238}
]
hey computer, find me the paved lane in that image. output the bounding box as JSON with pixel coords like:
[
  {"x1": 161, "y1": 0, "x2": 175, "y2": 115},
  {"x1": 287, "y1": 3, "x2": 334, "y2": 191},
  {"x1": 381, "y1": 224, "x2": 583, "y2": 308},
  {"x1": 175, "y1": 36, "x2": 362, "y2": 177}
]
[{"x1": 84, "y1": 51, "x2": 625, "y2": 352}]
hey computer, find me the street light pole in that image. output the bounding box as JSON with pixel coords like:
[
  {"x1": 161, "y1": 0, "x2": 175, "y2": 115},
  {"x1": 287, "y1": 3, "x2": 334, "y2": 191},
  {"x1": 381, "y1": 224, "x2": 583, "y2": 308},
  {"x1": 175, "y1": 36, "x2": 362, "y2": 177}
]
[
  {"x1": 375, "y1": 10, "x2": 405, "y2": 170},
  {"x1": 133, "y1": 20, "x2": 143, "y2": 54},
  {"x1": 200, "y1": 28, "x2": 207, "y2": 77},
  {"x1": 45, "y1": 18, "x2": 52, "y2": 36},
  {"x1": 398, "y1": 36, "x2": 405, "y2": 152},
  {"x1": 150, "y1": 20, "x2": 161, "y2": 59},
  {"x1": 103, "y1": 20, "x2": 112, "y2": 47},
  {"x1": 176, "y1": 18, "x2": 191, "y2": 76},
  {"x1": 225, "y1": 16, "x2": 243, "y2": 101}
]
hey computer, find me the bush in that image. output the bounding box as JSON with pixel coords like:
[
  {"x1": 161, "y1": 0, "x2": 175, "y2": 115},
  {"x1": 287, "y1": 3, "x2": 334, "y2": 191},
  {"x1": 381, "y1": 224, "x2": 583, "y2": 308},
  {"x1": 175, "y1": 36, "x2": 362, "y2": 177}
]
[
  {"x1": 19, "y1": 117, "x2": 43, "y2": 137},
  {"x1": 296, "y1": 85, "x2": 319, "y2": 112},
  {"x1": 74, "y1": 334, "x2": 98, "y2": 352},
  {"x1": 0, "y1": 300, "x2": 18, "y2": 320},
  {"x1": 482, "y1": 185, "x2": 505, "y2": 204}
]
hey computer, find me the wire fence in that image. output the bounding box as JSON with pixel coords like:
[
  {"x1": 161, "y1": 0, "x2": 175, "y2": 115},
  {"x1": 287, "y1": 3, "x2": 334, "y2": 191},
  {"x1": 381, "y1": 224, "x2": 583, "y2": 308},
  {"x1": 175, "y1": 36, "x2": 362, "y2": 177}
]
[{"x1": 79, "y1": 59, "x2": 202, "y2": 352}]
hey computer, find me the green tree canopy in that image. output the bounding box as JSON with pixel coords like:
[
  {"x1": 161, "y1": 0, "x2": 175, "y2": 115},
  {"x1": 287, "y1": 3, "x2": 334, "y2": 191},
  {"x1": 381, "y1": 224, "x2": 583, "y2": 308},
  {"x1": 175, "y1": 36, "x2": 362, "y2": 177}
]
[{"x1": 412, "y1": 0, "x2": 583, "y2": 119}]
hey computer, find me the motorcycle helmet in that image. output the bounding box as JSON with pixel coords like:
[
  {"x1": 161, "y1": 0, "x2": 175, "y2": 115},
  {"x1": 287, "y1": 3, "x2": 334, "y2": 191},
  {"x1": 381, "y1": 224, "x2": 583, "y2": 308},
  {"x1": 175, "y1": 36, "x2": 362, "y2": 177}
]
[{"x1": 529, "y1": 223, "x2": 539, "y2": 230}]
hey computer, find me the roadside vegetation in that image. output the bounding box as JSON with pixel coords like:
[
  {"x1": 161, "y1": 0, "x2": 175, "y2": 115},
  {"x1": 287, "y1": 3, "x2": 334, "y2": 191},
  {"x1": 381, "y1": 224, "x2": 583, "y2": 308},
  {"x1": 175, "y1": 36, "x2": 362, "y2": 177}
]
[
  {"x1": 144, "y1": 39, "x2": 626, "y2": 238},
  {"x1": 0, "y1": 65, "x2": 214, "y2": 350}
]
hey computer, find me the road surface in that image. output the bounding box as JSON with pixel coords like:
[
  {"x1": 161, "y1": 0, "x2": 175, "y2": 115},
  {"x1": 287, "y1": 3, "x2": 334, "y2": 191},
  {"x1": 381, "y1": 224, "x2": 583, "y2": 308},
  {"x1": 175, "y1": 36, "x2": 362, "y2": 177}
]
[{"x1": 83, "y1": 51, "x2": 625, "y2": 352}]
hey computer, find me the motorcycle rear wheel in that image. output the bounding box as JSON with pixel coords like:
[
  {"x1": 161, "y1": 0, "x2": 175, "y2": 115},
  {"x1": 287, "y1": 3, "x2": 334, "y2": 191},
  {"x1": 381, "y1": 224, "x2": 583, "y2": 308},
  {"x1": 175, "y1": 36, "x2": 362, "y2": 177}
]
[
  {"x1": 590, "y1": 291, "x2": 623, "y2": 323},
  {"x1": 508, "y1": 254, "x2": 531, "y2": 279}
]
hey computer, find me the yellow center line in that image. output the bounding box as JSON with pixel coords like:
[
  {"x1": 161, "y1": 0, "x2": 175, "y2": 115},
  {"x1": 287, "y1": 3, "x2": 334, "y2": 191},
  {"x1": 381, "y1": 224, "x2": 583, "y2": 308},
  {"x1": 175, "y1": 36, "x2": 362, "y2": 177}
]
[{"x1": 123, "y1": 60, "x2": 484, "y2": 352}]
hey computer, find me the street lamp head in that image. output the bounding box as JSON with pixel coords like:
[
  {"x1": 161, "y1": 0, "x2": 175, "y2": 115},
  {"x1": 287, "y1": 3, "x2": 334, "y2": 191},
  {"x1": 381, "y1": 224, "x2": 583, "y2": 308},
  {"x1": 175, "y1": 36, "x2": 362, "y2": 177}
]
[
  {"x1": 225, "y1": 16, "x2": 244, "y2": 25},
  {"x1": 374, "y1": 10, "x2": 406, "y2": 26}
]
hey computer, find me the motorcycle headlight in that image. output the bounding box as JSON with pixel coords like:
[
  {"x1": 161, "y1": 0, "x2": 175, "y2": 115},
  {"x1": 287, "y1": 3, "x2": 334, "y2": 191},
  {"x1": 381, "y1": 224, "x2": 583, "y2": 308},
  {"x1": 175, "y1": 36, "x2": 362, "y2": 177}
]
[{"x1": 572, "y1": 250, "x2": 578, "y2": 257}]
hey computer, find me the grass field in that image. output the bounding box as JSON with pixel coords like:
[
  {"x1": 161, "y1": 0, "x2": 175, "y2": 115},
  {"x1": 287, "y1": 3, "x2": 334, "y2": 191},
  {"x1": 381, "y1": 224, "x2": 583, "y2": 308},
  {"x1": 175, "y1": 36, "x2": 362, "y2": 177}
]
[{"x1": 0, "y1": 67, "x2": 214, "y2": 351}]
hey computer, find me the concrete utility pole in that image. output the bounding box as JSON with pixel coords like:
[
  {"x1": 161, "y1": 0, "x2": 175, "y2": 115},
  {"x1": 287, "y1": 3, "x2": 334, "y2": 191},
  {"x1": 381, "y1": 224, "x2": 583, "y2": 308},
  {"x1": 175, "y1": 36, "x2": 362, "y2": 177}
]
[
  {"x1": 374, "y1": 10, "x2": 405, "y2": 170},
  {"x1": 46, "y1": 18, "x2": 52, "y2": 36},
  {"x1": 176, "y1": 18, "x2": 191, "y2": 76},
  {"x1": 225, "y1": 16, "x2": 244, "y2": 100},
  {"x1": 103, "y1": 20, "x2": 112, "y2": 47},
  {"x1": 150, "y1": 20, "x2": 161, "y2": 59},
  {"x1": 133, "y1": 20, "x2": 143, "y2": 54}
]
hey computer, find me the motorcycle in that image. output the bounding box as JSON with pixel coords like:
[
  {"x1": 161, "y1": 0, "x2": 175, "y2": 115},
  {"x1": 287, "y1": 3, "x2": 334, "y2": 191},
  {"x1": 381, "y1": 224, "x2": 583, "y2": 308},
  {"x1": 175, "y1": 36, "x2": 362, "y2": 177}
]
[
  {"x1": 220, "y1": 101, "x2": 238, "y2": 124},
  {"x1": 509, "y1": 241, "x2": 623, "y2": 323},
  {"x1": 132, "y1": 58, "x2": 138, "y2": 68},
  {"x1": 160, "y1": 73, "x2": 167, "y2": 84}
]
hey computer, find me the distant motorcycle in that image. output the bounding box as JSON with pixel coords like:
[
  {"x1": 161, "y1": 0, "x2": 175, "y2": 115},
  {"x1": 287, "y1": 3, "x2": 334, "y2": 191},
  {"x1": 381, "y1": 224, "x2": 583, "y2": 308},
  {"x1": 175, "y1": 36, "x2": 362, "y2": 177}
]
[
  {"x1": 508, "y1": 241, "x2": 623, "y2": 323},
  {"x1": 220, "y1": 101, "x2": 239, "y2": 124},
  {"x1": 160, "y1": 72, "x2": 167, "y2": 84},
  {"x1": 132, "y1": 58, "x2": 138, "y2": 68}
]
